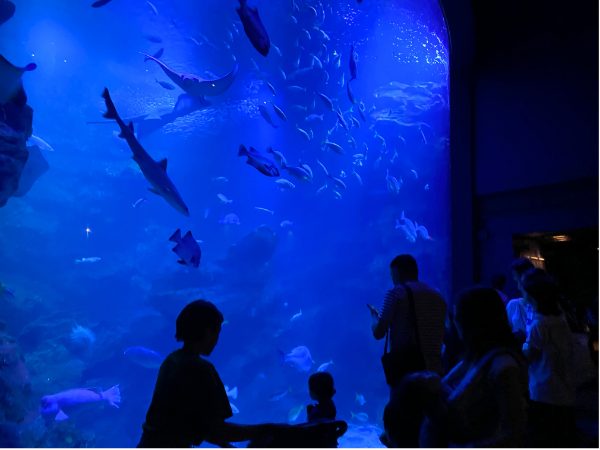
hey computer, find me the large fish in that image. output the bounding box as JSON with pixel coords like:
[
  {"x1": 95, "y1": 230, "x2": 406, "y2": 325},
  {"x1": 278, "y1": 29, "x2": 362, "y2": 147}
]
[
  {"x1": 101, "y1": 88, "x2": 190, "y2": 216},
  {"x1": 0, "y1": 55, "x2": 36, "y2": 104},
  {"x1": 236, "y1": 0, "x2": 270, "y2": 57},
  {"x1": 40, "y1": 386, "x2": 121, "y2": 421},
  {"x1": 169, "y1": 228, "x2": 201, "y2": 267},
  {"x1": 0, "y1": 0, "x2": 15, "y2": 26},
  {"x1": 142, "y1": 53, "x2": 238, "y2": 99},
  {"x1": 238, "y1": 145, "x2": 280, "y2": 177}
]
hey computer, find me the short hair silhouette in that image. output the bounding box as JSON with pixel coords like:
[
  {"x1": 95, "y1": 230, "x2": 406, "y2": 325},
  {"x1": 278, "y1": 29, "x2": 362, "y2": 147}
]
[
  {"x1": 309, "y1": 372, "x2": 335, "y2": 400},
  {"x1": 522, "y1": 269, "x2": 561, "y2": 316},
  {"x1": 510, "y1": 257, "x2": 534, "y2": 277},
  {"x1": 390, "y1": 254, "x2": 418, "y2": 280},
  {"x1": 175, "y1": 300, "x2": 223, "y2": 342}
]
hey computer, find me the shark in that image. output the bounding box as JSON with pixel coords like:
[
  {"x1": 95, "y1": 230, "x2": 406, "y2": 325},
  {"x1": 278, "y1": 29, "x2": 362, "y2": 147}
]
[
  {"x1": 0, "y1": 55, "x2": 36, "y2": 104},
  {"x1": 101, "y1": 88, "x2": 190, "y2": 216},
  {"x1": 141, "y1": 53, "x2": 238, "y2": 99}
]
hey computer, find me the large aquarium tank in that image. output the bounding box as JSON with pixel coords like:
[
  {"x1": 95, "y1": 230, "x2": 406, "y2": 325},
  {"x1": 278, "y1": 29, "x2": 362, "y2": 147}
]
[{"x1": 0, "y1": 0, "x2": 449, "y2": 447}]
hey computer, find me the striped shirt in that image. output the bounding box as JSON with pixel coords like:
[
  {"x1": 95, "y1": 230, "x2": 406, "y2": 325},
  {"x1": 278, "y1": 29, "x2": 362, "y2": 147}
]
[{"x1": 379, "y1": 281, "x2": 447, "y2": 374}]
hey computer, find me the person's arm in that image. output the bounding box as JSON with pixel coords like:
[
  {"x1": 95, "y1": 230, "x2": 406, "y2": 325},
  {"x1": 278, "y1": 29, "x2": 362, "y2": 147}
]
[
  {"x1": 369, "y1": 288, "x2": 398, "y2": 340},
  {"x1": 522, "y1": 321, "x2": 542, "y2": 362}
]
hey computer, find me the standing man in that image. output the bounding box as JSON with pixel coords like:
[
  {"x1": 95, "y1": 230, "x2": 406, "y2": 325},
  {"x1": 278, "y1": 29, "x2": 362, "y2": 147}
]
[{"x1": 369, "y1": 254, "x2": 447, "y2": 382}]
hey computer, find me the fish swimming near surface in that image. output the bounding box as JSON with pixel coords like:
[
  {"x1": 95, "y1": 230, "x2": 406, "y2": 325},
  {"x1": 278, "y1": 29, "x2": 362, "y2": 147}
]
[
  {"x1": 236, "y1": 0, "x2": 270, "y2": 56},
  {"x1": 0, "y1": 55, "x2": 36, "y2": 104},
  {"x1": 238, "y1": 145, "x2": 280, "y2": 177},
  {"x1": 75, "y1": 257, "x2": 102, "y2": 264},
  {"x1": 349, "y1": 44, "x2": 358, "y2": 80},
  {"x1": 91, "y1": 0, "x2": 113, "y2": 7},
  {"x1": 258, "y1": 104, "x2": 278, "y2": 128},
  {"x1": 169, "y1": 228, "x2": 201, "y2": 267},
  {"x1": 280, "y1": 345, "x2": 314, "y2": 372},
  {"x1": 124, "y1": 346, "x2": 163, "y2": 368},
  {"x1": 142, "y1": 53, "x2": 238, "y2": 99},
  {"x1": 102, "y1": 88, "x2": 190, "y2": 215},
  {"x1": 0, "y1": 0, "x2": 15, "y2": 26},
  {"x1": 40, "y1": 385, "x2": 121, "y2": 421}
]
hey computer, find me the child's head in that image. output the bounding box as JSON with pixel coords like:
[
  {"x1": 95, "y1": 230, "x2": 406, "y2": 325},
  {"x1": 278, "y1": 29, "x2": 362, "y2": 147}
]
[
  {"x1": 176, "y1": 300, "x2": 224, "y2": 354},
  {"x1": 308, "y1": 372, "x2": 335, "y2": 401}
]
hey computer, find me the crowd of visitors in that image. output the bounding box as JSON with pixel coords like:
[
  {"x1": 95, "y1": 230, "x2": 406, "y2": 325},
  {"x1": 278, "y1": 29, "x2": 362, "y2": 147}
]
[{"x1": 136, "y1": 254, "x2": 596, "y2": 448}]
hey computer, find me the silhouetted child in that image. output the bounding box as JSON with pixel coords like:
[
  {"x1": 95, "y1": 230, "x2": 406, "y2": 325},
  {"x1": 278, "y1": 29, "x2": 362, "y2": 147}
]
[{"x1": 307, "y1": 372, "x2": 336, "y2": 422}]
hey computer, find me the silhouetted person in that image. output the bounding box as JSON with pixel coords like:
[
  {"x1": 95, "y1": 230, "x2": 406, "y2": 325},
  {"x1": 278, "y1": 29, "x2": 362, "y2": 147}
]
[
  {"x1": 306, "y1": 372, "x2": 336, "y2": 422},
  {"x1": 369, "y1": 254, "x2": 446, "y2": 386},
  {"x1": 506, "y1": 257, "x2": 535, "y2": 343},
  {"x1": 138, "y1": 299, "x2": 278, "y2": 448},
  {"x1": 521, "y1": 269, "x2": 577, "y2": 447},
  {"x1": 420, "y1": 287, "x2": 528, "y2": 447}
]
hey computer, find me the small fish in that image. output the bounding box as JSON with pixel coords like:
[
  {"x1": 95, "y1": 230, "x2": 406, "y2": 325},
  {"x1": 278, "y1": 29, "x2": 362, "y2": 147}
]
[
  {"x1": 349, "y1": 44, "x2": 358, "y2": 80},
  {"x1": 290, "y1": 309, "x2": 302, "y2": 321},
  {"x1": 338, "y1": 72, "x2": 345, "y2": 88},
  {"x1": 272, "y1": 43, "x2": 282, "y2": 56},
  {"x1": 230, "y1": 402, "x2": 240, "y2": 414},
  {"x1": 204, "y1": 208, "x2": 210, "y2": 219},
  {"x1": 317, "y1": 92, "x2": 334, "y2": 111},
  {"x1": 212, "y1": 176, "x2": 229, "y2": 183},
  {"x1": 296, "y1": 126, "x2": 311, "y2": 141},
  {"x1": 225, "y1": 386, "x2": 238, "y2": 400},
  {"x1": 352, "y1": 171, "x2": 363, "y2": 185},
  {"x1": 289, "y1": 104, "x2": 308, "y2": 113},
  {"x1": 269, "y1": 388, "x2": 291, "y2": 402},
  {"x1": 259, "y1": 104, "x2": 278, "y2": 128},
  {"x1": 74, "y1": 257, "x2": 102, "y2": 264},
  {"x1": 146, "y1": 0, "x2": 158, "y2": 15},
  {"x1": 219, "y1": 213, "x2": 241, "y2": 225},
  {"x1": 323, "y1": 141, "x2": 344, "y2": 154},
  {"x1": 254, "y1": 207, "x2": 275, "y2": 215},
  {"x1": 304, "y1": 5, "x2": 317, "y2": 17},
  {"x1": 239, "y1": 145, "x2": 280, "y2": 177},
  {"x1": 266, "y1": 147, "x2": 287, "y2": 167},
  {"x1": 415, "y1": 222, "x2": 433, "y2": 241},
  {"x1": 156, "y1": 79, "x2": 175, "y2": 90},
  {"x1": 40, "y1": 386, "x2": 121, "y2": 421},
  {"x1": 355, "y1": 393, "x2": 367, "y2": 406},
  {"x1": 410, "y1": 169, "x2": 419, "y2": 180},
  {"x1": 288, "y1": 405, "x2": 304, "y2": 423},
  {"x1": 305, "y1": 113, "x2": 324, "y2": 123},
  {"x1": 217, "y1": 193, "x2": 233, "y2": 204},
  {"x1": 275, "y1": 178, "x2": 296, "y2": 190},
  {"x1": 386, "y1": 169, "x2": 401, "y2": 194},
  {"x1": 265, "y1": 80, "x2": 276, "y2": 96},
  {"x1": 301, "y1": 28, "x2": 312, "y2": 41},
  {"x1": 336, "y1": 108, "x2": 349, "y2": 130},
  {"x1": 424, "y1": 184, "x2": 430, "y2": 191},
  {"x1": 347, "y1": 80, "x2": 355, "y2": 104},
  {"x1": 351, "y1": 412, "x2": 369, "y2": 422},
  {"x1": 280, "y1": 220, "x2": 294, "y2": 228},
  {"x1": 290, "y1": 15, "x2": 298, "y2": 24},
  {"x1": 132, "y1": 197, "x2": 147, "y2": 208},
  {"x1": 317, "y1": 360, "x2": 334, "y2": 372},
  {"x1": 169, "y1": 229, "x2": 201, "y2": 268},
  {"x1": 287, "y1": 85, "x2": 307, "y2": 94},
  {"x1": 315, "y1": 184, "x2": 328, "y2": 195},
  {"x1": 237, "y1": 0, "x2": 271, "y2": 56},
  {"x1": 271, "y1": 103, "x2": 287, "y2": 121},
  {"x1": 124, "y1": 346, "x2": 163, "y2": 368},
  {"x1": 283, "y1": 164, "x2": 312, "y2": 182}
]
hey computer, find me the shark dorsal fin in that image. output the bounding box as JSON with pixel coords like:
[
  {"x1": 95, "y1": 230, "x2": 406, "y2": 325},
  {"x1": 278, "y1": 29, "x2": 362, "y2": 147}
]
[{"x1": 158, "y1": 158, "x2": 168, "y2": 171}]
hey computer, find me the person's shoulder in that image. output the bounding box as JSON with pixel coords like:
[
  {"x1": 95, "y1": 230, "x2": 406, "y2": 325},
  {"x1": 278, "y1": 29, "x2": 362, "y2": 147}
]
[
  {"x1": 487, "y1": 350, "x2": 525, "y2": 380},
  {"x1": 506, "y1": 297, "x2": 525, "y2": 310}
]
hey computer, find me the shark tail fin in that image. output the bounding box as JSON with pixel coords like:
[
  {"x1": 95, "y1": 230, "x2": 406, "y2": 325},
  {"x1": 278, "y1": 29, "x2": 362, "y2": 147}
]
[
  {"x1": 169, "y1": 228, "x2": 182, "y2": 243},
  {"x1": 238, "y1": 145, "x2": 248, "y2": 157},
  {"x1": 102, "y1": 88, "x2": 119, "y2": 120}
]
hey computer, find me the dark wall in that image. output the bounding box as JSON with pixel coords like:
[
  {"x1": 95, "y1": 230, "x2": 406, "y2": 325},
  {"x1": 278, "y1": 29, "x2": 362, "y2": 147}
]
[{"x1": 443, "y1": 0, "x2": 599, "y2": 294}]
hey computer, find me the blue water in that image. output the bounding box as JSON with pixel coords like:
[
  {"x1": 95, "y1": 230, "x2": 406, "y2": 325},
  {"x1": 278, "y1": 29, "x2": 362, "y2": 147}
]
[{"x1": 0, "y1": 0, "x2": 449, "y2": 446}]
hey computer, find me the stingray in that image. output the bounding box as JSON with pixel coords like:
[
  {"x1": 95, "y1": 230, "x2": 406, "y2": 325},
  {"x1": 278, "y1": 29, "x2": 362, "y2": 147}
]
[
  {"x1": 0, "y1": 0, "x2": 15, "y2": 26},
  {"x1": 0, "y1": 55, "x2": 36, "y2": 104},
  {"x1": 142, "y1": 53, "x2": 238, "y2": 99}
]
